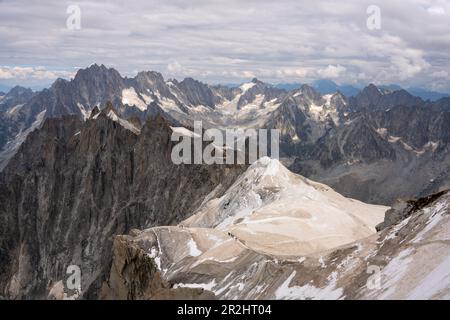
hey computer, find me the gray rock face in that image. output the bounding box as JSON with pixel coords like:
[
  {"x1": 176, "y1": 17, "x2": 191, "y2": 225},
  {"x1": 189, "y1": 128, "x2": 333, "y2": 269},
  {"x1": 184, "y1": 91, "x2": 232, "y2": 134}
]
[
  {"x1": 133, "y1": 71, "x2": 167, "y2": 93},
  {"x1": 211, "y1": 85, "x2": 241, "y2": 101},
  {"x1": 374, "y1": 105, "x2": 450, "y2": 149},
  {"x1": 0, "y1": 65, "x2": 177, "y2": 169},
  {"x1": 0, "y1": 65, "x2": 125, "y2": 169},
  {"x1": 16, "y1": 64, "x2": 127, "y2": 121},
  {"x1": 0, "y1": 86, "x2": 34, "y2": 112},
  {"x1": 298, "y1": 84, "x2": 324, "y2": 103},
  {"x1": 0, "y1": 86, "x2": 36, "y2": 155},
  {"x1": 296, "y1": 114, "x2": 397, "y2": 167},
  {"x1": 375, "y1": 189, "x2": 448, "y2": 231},
  {"x1": 100, "y1": 234, "x2": 215, "y2": 300},
  {"x1": 289, "y1": 103, "x2": 450, "y2": 205},
  {"x1": 265, "y1": 97, "x2": 309, "y2": 149},
  {"x1": 0, "y1": 105, "x2": 245, "y2": 299},
  {"x1": 349, "y1": 84, "x2": 424, "y2": 111},
  {"x1": 265, "y1": 86, "x2": 348, "y2": 155},
  {"x1": 237, "y1": 78, "x2": 286, "y2": 110},
  {"x1": 68, "y1": 64, "x2": 126, "y2": 112},
  {"x1": 171, "y1": 78, "x2": 220, "y2": 109}
]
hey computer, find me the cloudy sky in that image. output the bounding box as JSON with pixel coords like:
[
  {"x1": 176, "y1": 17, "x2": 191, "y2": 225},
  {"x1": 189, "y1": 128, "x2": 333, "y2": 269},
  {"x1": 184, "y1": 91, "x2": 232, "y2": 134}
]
[{"x1": 0, "y1": 0, "x2": 449, "y2": 91}]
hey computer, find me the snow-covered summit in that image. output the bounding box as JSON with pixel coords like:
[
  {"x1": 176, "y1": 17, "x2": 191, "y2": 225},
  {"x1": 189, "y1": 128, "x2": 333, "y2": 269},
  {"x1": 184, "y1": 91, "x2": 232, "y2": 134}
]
[
  {"x1": 181, "y1": 156, "x2": 387, "y2": 256},
  {"x1": 106, "y1": 159, "x2": 391, "y2": 299}
]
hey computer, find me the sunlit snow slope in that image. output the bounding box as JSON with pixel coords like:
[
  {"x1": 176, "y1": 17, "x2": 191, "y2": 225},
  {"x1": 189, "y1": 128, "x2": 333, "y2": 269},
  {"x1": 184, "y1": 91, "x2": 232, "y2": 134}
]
[
  {"x1": 104, "y1": 177, "x2": 450, "y2": 300},
  {"x1": 101, "y1": 158, "x2": 397, "y2": 300},
  {"x1": 182, "y1": 157, "x2": 387, "y2": 256}
]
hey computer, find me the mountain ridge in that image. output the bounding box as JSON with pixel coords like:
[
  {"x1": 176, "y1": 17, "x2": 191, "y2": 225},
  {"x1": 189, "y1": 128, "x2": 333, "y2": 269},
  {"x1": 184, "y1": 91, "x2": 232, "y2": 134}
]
[
  {"x1": 0, "y1": 103, "x2": 246, "y2": 299},
  {"x1": 1, "y1": 64, "x2": 450, "y2": 205}
]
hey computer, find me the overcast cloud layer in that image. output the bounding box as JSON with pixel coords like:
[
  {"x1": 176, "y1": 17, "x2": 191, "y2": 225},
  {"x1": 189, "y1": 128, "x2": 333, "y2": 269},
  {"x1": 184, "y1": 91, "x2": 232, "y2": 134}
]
[{"x1": 0, "y1": 0, "x2": 449, "y2": 91}]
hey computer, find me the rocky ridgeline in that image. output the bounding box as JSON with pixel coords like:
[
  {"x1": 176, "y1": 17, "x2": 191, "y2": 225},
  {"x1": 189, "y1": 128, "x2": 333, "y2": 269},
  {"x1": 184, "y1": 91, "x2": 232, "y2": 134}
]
[{"x1": 0, "y1": 104, "x2": 245, "y2": 299}]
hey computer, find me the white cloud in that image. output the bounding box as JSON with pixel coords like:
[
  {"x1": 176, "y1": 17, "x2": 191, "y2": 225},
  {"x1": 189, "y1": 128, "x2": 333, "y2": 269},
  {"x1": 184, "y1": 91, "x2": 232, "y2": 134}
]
[
  {"x1": 317, "y1": 65, "x2": 346, "y2": 79},
  {"x1": 0, "y1": 0, "x2": 448, "y2": 91},
  {"x1": 427, "y1": 6, "x2": 446, "y2": 15},
  {"x1": 167, "y1": 61, "x2": 182, "y2": 73},
  {"x1": 0, "y1": 66, "x2": 75, "y2": 80},
  {"x1": 390, "y1": 55, "x2": 430, "y2": 80},
  {"x1": 432, "y1": 70, "x2": 449, "y2": 78},
  {"x1": 0, "y1": 68, "x2": 14, "y2": 79}
]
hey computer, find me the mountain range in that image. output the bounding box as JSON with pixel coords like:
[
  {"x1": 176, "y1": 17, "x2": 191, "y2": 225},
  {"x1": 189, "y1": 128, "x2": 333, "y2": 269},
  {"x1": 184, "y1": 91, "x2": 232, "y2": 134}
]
[
  {"x1": 274, "y1": 79, "x2": 450, "y2": 100},
  {"x1": 1, "y1": 64, "x2": 450, "y2": 299},
  {"x1": 2, "y1": 64, "x2": 450, "y2": 205}
]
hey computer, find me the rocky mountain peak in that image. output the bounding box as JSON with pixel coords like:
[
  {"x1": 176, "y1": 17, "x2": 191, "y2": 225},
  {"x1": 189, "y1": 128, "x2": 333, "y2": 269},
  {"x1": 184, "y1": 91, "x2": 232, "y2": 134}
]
[
  {"x1": 361, "y1": 83, "x2": 382, "y2": 97},
  {"x1": 312, "y1": 79, "x2": 338, "y2": 93},
  {"x1": 0, "y1": 85, "x2": 35, "y2": 112},
  {"x1": 350, "y1": 83, "x2": 424, "y2": 111},
  {"x1": 50, "y1": 78, "x2": 69, "y2": 90},
  {"x1": 251, "y1": 78, "x2": 272, "y2": 89},
  {"x1": 89, "y1": 105, "x2": 101, "y2": 119},
  {"x1": 73, "y1": 64, "x2": 124, "y2": 89},
  {"x1": 6, "y1": 85, "x2": 33, "y2": 96},
  {"x1": 298, "y1": 84, "x2": 322, "y2": 102},
  {"x1": 251, "y1": 77, "x2": 266, "y2": 86},
  {"x1": 135, "y1": 70, "x2": 165, "y2": 86},
  {"x1": 79, "y1": 63, "x2": 108, "y2": 74},
  {"x1": 175, "y1": 77, "x2": 218, "y2": 108},
  {"x1": 103, "y1": 101, "x2": 115, "y2": 113}
]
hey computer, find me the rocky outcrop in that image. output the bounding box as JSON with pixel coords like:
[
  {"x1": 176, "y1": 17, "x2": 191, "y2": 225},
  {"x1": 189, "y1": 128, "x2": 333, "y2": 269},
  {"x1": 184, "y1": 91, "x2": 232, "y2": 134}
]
[
  {"x1": 100, "y1": 234, "x2": 215, "y2": 300},
  {"x1": 376, "y1": 189, "x2": 449, "y2": 231}
]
